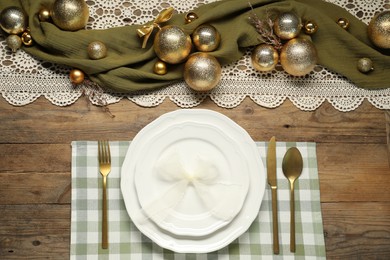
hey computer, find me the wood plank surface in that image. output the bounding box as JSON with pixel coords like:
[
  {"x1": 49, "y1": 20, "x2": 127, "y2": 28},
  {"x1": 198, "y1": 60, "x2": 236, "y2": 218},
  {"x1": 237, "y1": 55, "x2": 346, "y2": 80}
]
[{"x1": 0, "y1": 97, "x2": 389, "y2": 259}]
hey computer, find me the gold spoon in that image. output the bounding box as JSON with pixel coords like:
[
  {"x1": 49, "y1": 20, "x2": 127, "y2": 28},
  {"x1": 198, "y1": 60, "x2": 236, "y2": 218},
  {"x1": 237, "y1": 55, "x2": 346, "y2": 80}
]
[{"x1": 282, "y1": 147, "x2": 303, "y2": 253}]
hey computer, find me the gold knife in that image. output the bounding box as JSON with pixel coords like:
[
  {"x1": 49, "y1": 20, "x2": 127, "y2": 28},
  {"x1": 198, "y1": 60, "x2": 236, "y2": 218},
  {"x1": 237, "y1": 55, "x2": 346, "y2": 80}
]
[{"x1": 267, "y1": 136, "x2": 279, "y2": 254}]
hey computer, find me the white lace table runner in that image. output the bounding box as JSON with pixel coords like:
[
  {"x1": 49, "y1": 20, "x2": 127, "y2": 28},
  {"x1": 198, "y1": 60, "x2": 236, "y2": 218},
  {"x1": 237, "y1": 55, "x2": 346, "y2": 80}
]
[{"x1": 1, "y1": 0, "x2": 389, "y2": 111}]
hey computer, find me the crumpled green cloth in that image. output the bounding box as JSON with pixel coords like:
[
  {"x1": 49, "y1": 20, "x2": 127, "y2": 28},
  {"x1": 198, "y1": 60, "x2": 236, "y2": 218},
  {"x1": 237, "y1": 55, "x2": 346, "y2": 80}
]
[{"x1": 1, "y1": 0, "x2": 389, "y2": 92}]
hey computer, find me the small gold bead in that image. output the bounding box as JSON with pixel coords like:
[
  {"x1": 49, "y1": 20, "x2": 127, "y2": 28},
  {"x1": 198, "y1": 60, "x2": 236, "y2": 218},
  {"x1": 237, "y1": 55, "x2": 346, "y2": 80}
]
[
  {"x1": 153, "y1": 60, "x2": 167, "y2": 75},
  {"x1": 185, "y1": 12, "x2": 198, "y2": 24},
  {"x1": 38, "y1": 8, "x2": 51, "y2": 22},
  {"x1": 21, "y1": 31, "x2": 33, "y2": 46},
  {"x1": 337, "y1": 18, "x2": 350, "y2": 30},
  {"x1": 69, "y1": 69, "x2": 85, "y2": 84},
  {"x1": 303, "y1": 20, "x2": 318, "y2": 34}
]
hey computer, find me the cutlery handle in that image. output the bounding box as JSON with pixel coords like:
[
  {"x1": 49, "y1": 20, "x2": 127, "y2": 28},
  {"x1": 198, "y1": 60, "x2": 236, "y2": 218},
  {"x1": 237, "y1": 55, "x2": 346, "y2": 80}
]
[
  {"x1": 271, "y1": 187, "x2": 279, "y2": 254},
  {"x1": 290, "y1": 182, "x2": 295, "y2": 252},
  {"x1": 102, "y1": 175, "x2": 108, "y2": 249}
]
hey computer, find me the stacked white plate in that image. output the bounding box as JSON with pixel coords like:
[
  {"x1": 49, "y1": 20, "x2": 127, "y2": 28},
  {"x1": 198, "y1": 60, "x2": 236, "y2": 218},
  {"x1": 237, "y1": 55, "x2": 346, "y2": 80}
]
[{"x1": 121, "y1": 109, "x2": 266, "y2": 253}]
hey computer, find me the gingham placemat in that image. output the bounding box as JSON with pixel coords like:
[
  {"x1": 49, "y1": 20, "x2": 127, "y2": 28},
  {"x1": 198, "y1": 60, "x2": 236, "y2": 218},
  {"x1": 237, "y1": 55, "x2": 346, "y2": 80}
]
[{"x1": 71, "y1": 141, "x2": 326, "y2": 259}]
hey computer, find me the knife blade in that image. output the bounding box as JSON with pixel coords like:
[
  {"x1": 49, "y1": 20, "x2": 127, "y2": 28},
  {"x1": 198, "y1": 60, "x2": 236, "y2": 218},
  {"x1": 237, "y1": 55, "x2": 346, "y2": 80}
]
[{"x1": 267, "y1": 136, "x2": 279, "y2": 254}]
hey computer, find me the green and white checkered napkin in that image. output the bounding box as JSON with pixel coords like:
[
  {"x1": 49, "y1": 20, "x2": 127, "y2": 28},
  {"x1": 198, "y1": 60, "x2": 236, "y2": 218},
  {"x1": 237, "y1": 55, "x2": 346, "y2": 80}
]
[{"x1": 71, "y1": 141, "x2": 326, "y2": 259}]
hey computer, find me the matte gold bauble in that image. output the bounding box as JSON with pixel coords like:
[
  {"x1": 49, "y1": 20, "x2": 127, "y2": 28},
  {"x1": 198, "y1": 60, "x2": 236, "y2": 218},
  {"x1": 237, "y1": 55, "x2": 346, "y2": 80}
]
[
  {"x1": 185, "y1": 12, "x2": 198, "y2": 24},
  {"x1": 21, "y1": 30, "x2": 33, "y2": 46},
  {"x1": 87, "y1": 41, "x2": 107, "y2": 60},
  {"x1": 192, "y1": 24, "x2": 221, "y2": 52},
  {"x1": 337, "y1": 18, "x2": 349, "y2": 30},
  {"x1": 280, "y1": 38, "x2": 318, "y2": 76},
  {"x1": 51, "y1": 0, "x2": 89, "y2": 31},
  {"x1": 367, "y1": 11, "x2": 390, "y2": 49},
  {"x1": 6, "y1": 35, "x2": 22, "y2": 52},
  {"x1": 251, "y1": 44, "x2": 279, "y2": 72},
  {"x1": 184, "y1": 53, "x2": 221, "y2": 91},
  {"x1": 357, "y1": 58, "x2": 374, "y2": 73},
  {"x1": 0, "y1": 7, "x2": 27, "y2": 35},
  {"x1": 38, "y1": 8, "x2": 51, "y2": 22},
  {"x1": 69, "y1": 69, "x2": 85, "y2": 84},
  {"x1": 154, "y1": 25, "x2": 192, "y2": 64},
  {"x1": 304, "y1": 21, "x2": 318, "y2": 34},
  {"x1": 274, "y1": 12, "x2": 302, "y2": 40},
  {"x1": 153, "y1": 60, "x2": 167, "y2": 75}
]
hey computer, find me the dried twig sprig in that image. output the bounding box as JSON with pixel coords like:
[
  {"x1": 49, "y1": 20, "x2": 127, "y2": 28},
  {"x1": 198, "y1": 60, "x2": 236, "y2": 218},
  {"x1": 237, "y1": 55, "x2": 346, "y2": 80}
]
[
  {"x1": 248, "y1": 4, "x2": 283, "y2": 50},
  {"x1": 79, "y1": 80, "x2": 115, "y2": 118}
]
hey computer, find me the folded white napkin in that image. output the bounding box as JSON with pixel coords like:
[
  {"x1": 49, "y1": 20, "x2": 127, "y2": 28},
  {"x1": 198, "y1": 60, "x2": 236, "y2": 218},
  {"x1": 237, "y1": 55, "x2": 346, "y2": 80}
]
[{"x1": 134, "y1": 148, "x2": 246, "y2": 227}]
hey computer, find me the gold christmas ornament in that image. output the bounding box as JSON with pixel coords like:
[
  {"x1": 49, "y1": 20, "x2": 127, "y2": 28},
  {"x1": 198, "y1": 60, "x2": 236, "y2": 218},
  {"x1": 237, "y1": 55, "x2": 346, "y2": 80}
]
[
  {"x1": 251, "y1": 44, "x2": 279, "y2": 72},
  {"x1": 367, "y1": 10, "x2": 390, "y2": 49},
  {"x1": 153, "y1": 60, "x2": 168, "y2": 75},
  {"x1": 357, "y1": 58, "x2": 374, "y2": 73},
  {"x1": 87, "y1": 41, "x2": 107, "y2": 60},
  {"x1": 337, "y1": 18, "x2": 350, "y2": 30},
  {"x1": 38, "y1": 8, "x2": 51, "y2": 22},
  {"x1": 50, "y1": 0, "x2": 89, "y2": 31},
  {"x1": 185, "y1": 12, "x2": 198, "y2": 24},
  {"x1": 137, "y1": 7, "x2": 174, "y2": 48},
  {"x1": 69, "y1": 69, "x2": 85, "y2": 84},
  {"x1": 274, "y1": 12, "x2": 302, "y2": 40},
  {"x1": 0, "y1": 6, "x2": 28, "y2": 35},
  {"x1": 192, "y1": 24, "x2": 221, "y2": 52},
  {"x1": 154, "y1": 25, "x2": 192, "y2": 64},
  {"x1": 184, "y1": 53, "x2": 222, "y2": 92},
  {"x1": 21, "y1": 30, "x2": 33, "y2": 46},
  {"x1": 280, "y1": 38, "x2": 318, "y2": 76},
  {"x1": 303, "y1": 21, "x2": 318, "y2": 35},
  {"x1": 6, "y1": 35, "x2": 22, "y2": 52}
]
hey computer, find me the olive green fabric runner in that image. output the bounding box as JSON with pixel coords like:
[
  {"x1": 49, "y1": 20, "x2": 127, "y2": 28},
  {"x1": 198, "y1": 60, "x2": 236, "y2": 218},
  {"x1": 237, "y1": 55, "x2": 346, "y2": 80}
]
[{"x1": 1, "y1": 0, "x2": 389, "y2": 92}]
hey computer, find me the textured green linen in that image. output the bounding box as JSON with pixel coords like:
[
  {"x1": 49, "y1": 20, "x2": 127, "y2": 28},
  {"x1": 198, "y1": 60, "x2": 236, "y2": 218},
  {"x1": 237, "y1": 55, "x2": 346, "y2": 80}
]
[
  {"x1": 71, "y1": 140, "x2": 326, "y2": 259},
  {"x1": 1, "y1": 0, "x2": 389, "y2": 92}
]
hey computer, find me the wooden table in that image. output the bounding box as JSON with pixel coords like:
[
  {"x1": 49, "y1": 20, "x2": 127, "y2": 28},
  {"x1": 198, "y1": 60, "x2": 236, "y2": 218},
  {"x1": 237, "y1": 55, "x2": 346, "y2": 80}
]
[{"x1": 0, "y1": 96, "x2": 389, "y2": 259}]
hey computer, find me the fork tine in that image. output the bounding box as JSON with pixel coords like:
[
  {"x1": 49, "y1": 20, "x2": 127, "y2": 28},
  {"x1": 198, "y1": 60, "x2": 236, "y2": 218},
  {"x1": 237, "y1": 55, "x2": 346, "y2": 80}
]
[
  {"x1": 105, "y1": 141, "x2": 111, "y2": 164},
  {"x1": 98, "y1": 141, "x2": 102, "y2": 162}
]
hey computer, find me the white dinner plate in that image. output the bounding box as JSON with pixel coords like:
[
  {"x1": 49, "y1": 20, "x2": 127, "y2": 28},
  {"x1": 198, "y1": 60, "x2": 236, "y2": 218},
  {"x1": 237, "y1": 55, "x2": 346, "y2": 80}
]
[
  {"x1": 121, "y1": 109, "x2": 266, "y2": 253},
  {"x1": 133, "y1": 120, "x2": 250, "y2": 236}
]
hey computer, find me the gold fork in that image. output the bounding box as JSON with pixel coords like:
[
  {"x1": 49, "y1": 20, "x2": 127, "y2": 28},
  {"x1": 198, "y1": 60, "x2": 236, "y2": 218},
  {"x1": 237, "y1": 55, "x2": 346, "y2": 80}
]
[{"x1": 98, "y1": 140, "x2": 111, "y2": 249}]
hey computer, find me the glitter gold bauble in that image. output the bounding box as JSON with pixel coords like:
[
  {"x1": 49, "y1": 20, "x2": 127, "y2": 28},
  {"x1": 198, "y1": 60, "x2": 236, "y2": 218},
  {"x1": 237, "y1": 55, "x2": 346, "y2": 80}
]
[
  {"x1": 184, "y1": 53, "x2": 221, "y2": 91},
  {"x1": 367, "y1": 11, "x2": 390, "y2": 49},
  {"x1": 69, "y1": 69, "x2": 85, "y2": 84},
  {"x1": 303, "y1": 21, "x2": 318, "y2": 34},
  {"x1": 251, "y1": 44, "x2": 279, "y2": 72},
  {"x1": 280, "y1": 38, "x2": 318, "y2": 76},
  {"x1": 357, "y1": 58, "x2": 374, "y2": 73},
  {"x1": 337, "y1": 18, "x2": 349, "y2": 30},
  {"x1": 21, "y1": 30, "x2": 33, "y2": 46},
  {"x1": 153, "y1": 60, "x2": 168, "y2": 75},
  {"x1": 185, "y1": 12, "x2": 198, "y2": 24},
  {"x1": 38, "y1": 8, "x2": 51, "y2": 22},
  {"x1": 51, "y1": 0, "x2": 89, "y2": 31},
  {"x1": 6, "y1": 35, "x2": 22, "y2": 52},
  {"x1": 154, "y1": 25, "x2": 192, "y2": 64},
  {"x1": 274, "y1": 12, "x2": 302, "y2": 40},
  {"x1": 0, "y1": 7, "x2": 28, "y2": 35},
  {"x1": 87, "y1": 41, "x2": 107, "y2": 60},
  {"x1": 192, "y1": 24, "x2": 221, "y2": 52}
]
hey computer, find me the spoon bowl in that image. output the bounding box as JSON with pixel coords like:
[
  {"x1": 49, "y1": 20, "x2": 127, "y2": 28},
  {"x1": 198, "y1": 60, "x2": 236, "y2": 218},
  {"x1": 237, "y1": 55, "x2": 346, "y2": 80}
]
[{"x1": 282, "y1": 147, "x2": 303, "y2": 252}]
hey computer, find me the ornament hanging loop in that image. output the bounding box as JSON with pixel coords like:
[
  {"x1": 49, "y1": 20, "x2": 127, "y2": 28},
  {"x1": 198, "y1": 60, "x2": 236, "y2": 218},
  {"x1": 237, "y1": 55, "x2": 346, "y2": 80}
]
[{"x1": 137, "y1": 7, "x2": 174, "y2": 48}]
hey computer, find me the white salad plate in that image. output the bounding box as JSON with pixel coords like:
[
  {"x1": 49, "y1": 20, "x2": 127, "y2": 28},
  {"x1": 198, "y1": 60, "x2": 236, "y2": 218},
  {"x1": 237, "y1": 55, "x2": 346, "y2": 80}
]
[{"x1": 121, "y1": 109, "x2": 266, "y2": 253}]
